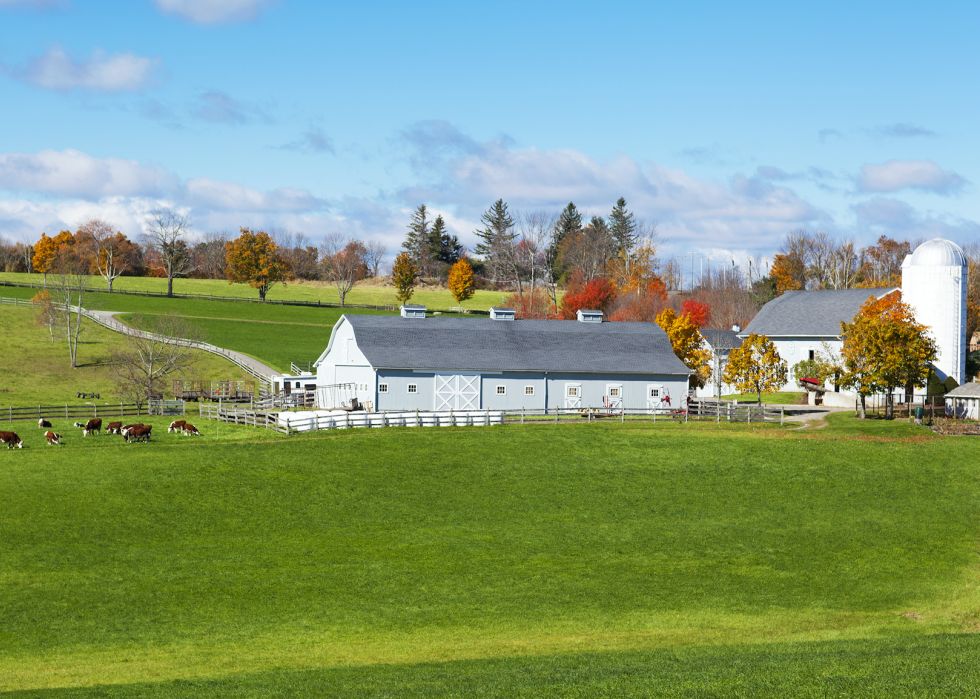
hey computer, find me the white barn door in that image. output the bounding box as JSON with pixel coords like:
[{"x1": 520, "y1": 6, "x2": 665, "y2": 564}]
[
  {"x1": 435, "y1": 374, "x2": 481, "y2": 410},
  {"x1": 647, "y1": 384, "x2": 666, "y2": 410},
  {"x1": 564, "y1": 384, "x2": 582, "y2": 408}
]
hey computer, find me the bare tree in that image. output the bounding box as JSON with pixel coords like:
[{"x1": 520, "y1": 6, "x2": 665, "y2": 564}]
[
  {"x1": 47, "y1": 246, "x2": 91, "y2": 369},
  {"x1": 143, "y1": 207, "x2": 193, "y2": 297},
  {"x1": 110, "y1": 312, "x2": 205, "y2": 410},
  {"x1": 18, "y1": 235, "x2": 34, "y2": 274},
  {"x1": 366, "y1": 240, "x2": 388, "y2": 278},
  {"x1": 195, "y1": 231, "x2": 230, "y2": 279},
  {"x1": 320, "y1": 234, "x2": 368, "y2": 306}
]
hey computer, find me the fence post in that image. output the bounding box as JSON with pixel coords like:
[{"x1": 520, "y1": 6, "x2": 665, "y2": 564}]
[
  {"x1": 747, "y1": 406, "x2": 751, "y2": 424},
  {"x1": 416, "y1": 408, "x2": 419, "y2": 427},
  {"x1": 555, "y1": 409, "x2": 558, "y2": 424},
  {"x1": 588, "y1": 408, "x2": 591, "y2": 424},
  {"x1": 621, "y1": 407, "x2": 625, "y2": 424},
  {"x1": 521, "y1": 406, "x2": 525, "y2": 425},
  {"x1": 717, "y1": 401, "x2": 720, "y2": 424},
  {"x1": 383, "y1": 410, "x2": 387, "y2": 427},
  {"x1": 781, "y1": 406, "x2": 784, "y2": 426},
  {"x1": 66, "y1": 405, "x2": 69, "y2": 420}
]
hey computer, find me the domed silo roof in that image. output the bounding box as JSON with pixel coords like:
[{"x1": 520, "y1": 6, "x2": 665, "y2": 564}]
[{"x1": 907, "y1": 238, "x2": 967, "y2": 267}]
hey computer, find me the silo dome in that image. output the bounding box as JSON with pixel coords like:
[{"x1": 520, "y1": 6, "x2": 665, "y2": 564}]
[{"x1": 907, "y1": 238, "x2": 967, "y2": 267}]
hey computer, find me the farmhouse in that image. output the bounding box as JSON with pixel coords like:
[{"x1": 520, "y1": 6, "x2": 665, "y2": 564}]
[
  {"x1": 741, "y1": 237, "x2": 969, "y2": 394},
  {"x1": 313, "y1": 307, "x2": 691, "y2": 412},
  {"x1": 945, "y1": 383, "x2": 980, "y2": 420}
]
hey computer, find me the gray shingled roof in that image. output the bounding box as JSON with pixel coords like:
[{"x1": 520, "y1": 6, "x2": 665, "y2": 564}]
[
  {"x1": 741, "y1": 288, "x2": 898, "y2": 338},
  {"x1": 947, "y1": 383, "x2": 980, "y2": 398},
  {"x1": 335, "y1": 315, "x2": 691, "y2": 375},
  {"x1": 701, "y1": 329, "x2": 742, "y2": 352}
]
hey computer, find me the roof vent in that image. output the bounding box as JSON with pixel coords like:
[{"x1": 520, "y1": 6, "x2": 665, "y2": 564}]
[
  {"x1": 732, "y1": 323, "x2": 741, "y2": 333},
  {"x1": 400, "y1": 304, "x2": 426, "y2": 318},
  {"x1": 490, "y1": 307, "x2": 515, "y2": 321},
  {"x1": 576, "y1": 309, "x2": 603, "y2": 323}
]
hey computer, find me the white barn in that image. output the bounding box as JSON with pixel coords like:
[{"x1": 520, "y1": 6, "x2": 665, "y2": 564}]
[
  {"x1": 313, "y1": 307, "x2": 692, "y2": 412},
  {"x1": 945, "y1": 383, "x2": 980, "y2": 420}
]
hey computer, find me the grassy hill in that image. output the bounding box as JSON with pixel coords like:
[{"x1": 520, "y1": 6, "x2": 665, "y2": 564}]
[
  {"x1": 1, "y1": 414, "x2": 978, "y2": 695},
  {"x1": 0, "y1": 272, "x2": 513, "y2": 311}
]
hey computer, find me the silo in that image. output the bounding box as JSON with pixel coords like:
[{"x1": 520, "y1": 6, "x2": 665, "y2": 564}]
[{"x1": 901, "y1": 238, "x2": 968, "y2": 384}]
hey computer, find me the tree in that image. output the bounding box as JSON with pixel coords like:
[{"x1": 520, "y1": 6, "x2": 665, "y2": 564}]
[
  {"x1": 770, "y1": 253, "x2": 805, "y2": 296},
  {"x1": 681, "y1": 299, "x2": 711, "y2": 328},
  {"x1": 320, "y1": 234, "x2": 367, "y2": 306},
  {"x1": 858, "y1": 236, "x2": 911, "y2": 287},
  {"x1": 474, "y1": 199, "x2": 515, "y2": 279},
  {"x1": 609, "y1": 197, "x2": 637, "y2": 253},
  {"x1": 723, "y1": 334, "x2": 787, "y2": 403},
  {"x1": 225, "y1": 228, "x2": 292, "y2": 301},
  {"x1": 550, "y1": 202, "x2": 583, "y2": 281},
  {"x1": 110, "y1": 312, "x2": 205, "y2": 410},
  {"x1": 429, "y1": 214, "x2": 463, "y2": 267},
  {"x1": 144, "y1": 208, "x2": 193, "y2": 297},
  {"x1": 194, "y1": 232, "x2": 230, "y2": 280},
  {"x1": 366, "y1": 240, "x2": 388, "y2": 278},
  {"x1": 403, "y1": 204, "x2": 431, "y2": 269},
  {"x1": 32, "y1": 233, "x2": 59, "y2": 286},
  {"x1": 558, "y1": 216, "x2": 617, "y2": 281},
  {"x1": 47, "y1": 243, "x2": 90, "y2": 369},
  {"x1": 391, "y1": 251, "x2": 419, "y2": 305},
  {"x1": 447, "y1": 258, "x2": 476, "y2": 307},
  {"x1": 559, "y1": 273, "x2": 617, "y2": 319},
  {"x1": 656, "y1": 308, "x2": 712, "y2": 388},
  {"x1": 503, "y1": 288, "x2": 556, "y2": 319},
  {"x1": 77, "y1": 219, "x2": 134, "y2": 292},
  {"x1": 31, "y1": 290, "x2": 57, "y2": 343}
]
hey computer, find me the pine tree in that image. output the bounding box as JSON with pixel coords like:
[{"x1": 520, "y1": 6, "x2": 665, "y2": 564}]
[
  {"x1": 549, "y1": 202, "x2": 582, "y2": 281},
  {"x1": 473, "y1": 199, "x2": 514, "y2": 258},
  {"x1": 403, "y1": 204, "x2": 430, "y2": 262},
  {"x1": 428, "y1": 215, "x2": 448, "y2": 262},
  {"x1": 609, "y1": 197, "x2": 637, "y2": 253}
]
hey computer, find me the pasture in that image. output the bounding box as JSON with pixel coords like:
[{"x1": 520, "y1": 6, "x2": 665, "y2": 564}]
[{"x1": 1, "y1": 414, "x2": 979, "y2": 696}]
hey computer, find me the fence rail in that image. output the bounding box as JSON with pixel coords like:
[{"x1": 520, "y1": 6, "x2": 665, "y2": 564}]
[
  {"x1": 290, "y1": 362, "x2": 315, "y2": 374},
  {"x1": 5, "y1": 403, "x2": 144, "y2": 422},
  {"x1": 199, "y1": 401, "x2": 785, "y2": 436}
]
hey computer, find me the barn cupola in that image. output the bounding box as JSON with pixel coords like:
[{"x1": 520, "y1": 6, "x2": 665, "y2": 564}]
[
  {"x1": 576, "y1": 309, "x2": 603, "y2": 323},
  {"x1": 400, "y1": 304, "x2": 426, "y2": 318},
  {"x1": 489, "y1": 307, "x2": 515, "y2": 321}
]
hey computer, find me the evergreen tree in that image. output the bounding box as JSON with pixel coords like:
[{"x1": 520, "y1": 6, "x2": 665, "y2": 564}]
[
  {"x1": 427, "y1": 215, "x2": 464, "y2": 266},
  {"x1": 609, "y1": 197, "x2": 637, "y2": 253},
  {"x1": 473, "y1": 199, "x2": 515, "y2": 258},
  {"x1": 549, "y1": 202, "x2": 583, "y2": 281},
  {"x1": 403, "y1": 204, "x2": 430, "y2": 262},
  {"x1": 590, "y1": 215, "x2": 611, "y2": 238}
]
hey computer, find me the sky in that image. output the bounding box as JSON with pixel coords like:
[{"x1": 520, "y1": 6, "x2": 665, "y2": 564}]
[{"x1": 0, "y1": 0, "x2": 977, "y2": 271}]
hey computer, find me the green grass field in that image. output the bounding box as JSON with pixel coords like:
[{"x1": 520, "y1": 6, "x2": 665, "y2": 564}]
[
  {"x1": 0, "y1": 307, "x2": 254, "y2": 405},
  {"x1": 1, "y1": 414, "x2": 978, "y2": 695},
  {"x1": 0, "y1": 272, "x2": 511, "y2": 311},
  {"x1": 721, "y1": 392, "x2": 807, "y2": 405}
]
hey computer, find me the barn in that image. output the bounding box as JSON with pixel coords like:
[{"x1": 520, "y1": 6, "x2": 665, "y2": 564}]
[
  {"x1": 313, "y1": 307, "x2": 691, "y2": 412},
  {"x1": 945, "y1": 383, "x2": 980, "y2": 420}
]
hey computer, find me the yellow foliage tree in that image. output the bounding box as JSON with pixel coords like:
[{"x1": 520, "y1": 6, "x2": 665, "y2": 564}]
[
  {"x1": 655, "y1": 308, "x2": 711, "y2": 388},
  {"x1": 608, "y1": 239, "x2": 659, "y2": 295},
  {"x1": 770, "y1": 253, "x2": 805, "y2": 296},
  {"x1": 723, "y1": 333, "x2": 788, "y2": 404},
  {"x1": 447, "y1": 257, "x2": 476, "y2": 306},
  {"x1": 32, "y1": 233, "x2": 59, "y2": 285},
  {"x1": 391, "y1": 251, "x2": 419, "y2": 305},
  {"x1": 224, "y1": 228, "x2": 292, "y2": 301}
]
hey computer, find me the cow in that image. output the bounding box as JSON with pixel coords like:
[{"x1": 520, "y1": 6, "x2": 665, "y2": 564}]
[
  {"x1": 182, "y1": 423, "x2": 202, "y2": 436},
  {"x1": 45, "y1": 431, "x2": 62, "y2": 445},
  {"x1": 82, "y1": 418, "x2": 102, "y2": 436},
  {"x1": 0, "y1": 431, "x2": 24, "y2": 449},
  {"x1": 127, "y1": 425, "x2": 152, "y2": 443},
  {"x1": 38, "y1": 418, "x2": 52, "y2": 428},
  {"x1": 168, "y1": 420, "x2": 187, "y2": 433},
  {"x1": 120, "y1": 423, "x2": 144, "y2": 439},
  {"x1": 105, "y1": 421, "x2": 123, "y2": 435}
]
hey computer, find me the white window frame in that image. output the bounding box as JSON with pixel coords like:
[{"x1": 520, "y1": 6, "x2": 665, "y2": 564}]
[
  {"x1": 525, "y1": 385, "x2": 535, "y2": 396},
  {"x1": 407, "y1": 383, "x2": 418, "y2": 394},
  {"x1": 496, "y1": 385, "x2": 506, "y2": 395},
  {"x1": 378, "y1": 384, "x2": 388, "y2": 393}
]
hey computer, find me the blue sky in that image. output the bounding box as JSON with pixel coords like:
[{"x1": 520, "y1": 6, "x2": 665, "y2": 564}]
[{"x1": 0, "y1": 0, "x2": 976, "y2": 267}]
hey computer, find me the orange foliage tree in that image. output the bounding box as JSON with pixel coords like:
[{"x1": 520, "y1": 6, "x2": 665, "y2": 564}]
[
  {"x1": 655, "y1": 308, "x2": 711, "y2": 387},
  {"x1": 770, "y1": 253, "x2": 805, "y2": 296},
  {"x1": 224, "y1": 228, "x2": 292, "y2": 301},
  {"x1": 504, "y1": 288, "x2": 557, "y2": 319},
  {"x1": 681, "y1": 299, "x2": 711, "y2": 328}
]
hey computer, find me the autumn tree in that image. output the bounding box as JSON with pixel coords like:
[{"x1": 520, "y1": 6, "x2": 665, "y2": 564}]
[
  {"x1": 33, "y1": 231, "x2": 73, "y2": 286},
  {"x1": 77, "y1": 219, "x2": 136, "y2": 292},
  {"x1": 144, "y1": 207, "x2": 193, "y2": 297},
  {"x1": 558, "y1": 273, "x2": 617, "y2": 319},
  {"x1": 391, "y1": 251, "x2": 419, "y2": 305},
  {"x1": 31, "y1": 290, "x2": 57, "y2": 343},
  {"x1": 504, "y1": 288, "x2": 556, "y2": 319},
  {"x1": 723, "y1": 333, "x2": 788, "y2": 403},
  {"x1": 858, "y1": 236, "x2": 911, "y2": 287},
  {"x1": 770, "y1": 253, "x2": 806, "y2": 296},
  {"x1": 656, "y1": 308, "x2": 712, "y2": 388},
  {"x1": 320, "y1": 234, "x2": 367, "y2": 307},
  {"x1": 447, "y1": 257, "x2": 476, "y2": 307},
  {"x1": 681, "y1": 299, "x2": 711, "y2": 328},
  {"x1": 225, "y1": 228, "x2": 292, "y2": 301}
]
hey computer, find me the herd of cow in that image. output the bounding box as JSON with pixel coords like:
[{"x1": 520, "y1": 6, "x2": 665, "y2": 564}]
[{"x1": 0, "y1": 418, "x2": 202, "y2": 449}]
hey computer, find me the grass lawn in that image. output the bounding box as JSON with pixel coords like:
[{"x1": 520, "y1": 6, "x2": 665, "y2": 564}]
[
  {"x1": 0, "y1": 272, "x2": 512, "y2": 311},
  {"x1": 0, "y1": 307, "x2": 255, "y2": 406},
  {"x1": 721, "y1": 392, "x2": 807, "y2": 405},
  {"x1": 1, "y1": 415, "x2": 978, "y2": 695}
]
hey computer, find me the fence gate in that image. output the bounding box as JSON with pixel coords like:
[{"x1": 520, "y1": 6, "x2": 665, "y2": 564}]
[{"x1": 435, "y1": 374, "x2": 480, "y2": 410}]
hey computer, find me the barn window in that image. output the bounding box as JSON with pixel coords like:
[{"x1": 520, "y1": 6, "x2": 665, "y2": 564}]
[
  {"x1": 407, "y1": 383, "x2": 418, "y2": 394},
  {"x1": 649, "y1": 387, "x2": 660, "y2": 398},
  {"x1": 609, "y1": 387, "x2": 620, "y2": 397},
  {"x1": 378, "y1": 384, "x2": 388, "y2": 393},
  {"x1": 567, "y1": 386, "x2": 579, "y2": 397},
  {"x1": 496, "y1": 385, "x2": 506, "y2": 395},
  {"x1": 525, "y1": 386, "x2": 534, "y2": 396},
  {"x1": 808, "y1": 350, "x2": 815, "y2": 360}
]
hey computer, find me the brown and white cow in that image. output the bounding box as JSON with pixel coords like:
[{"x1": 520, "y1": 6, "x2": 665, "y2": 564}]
[
  {"x1": 182, "y1": 423, "x2": 202, "y2": 436},
  {"x1": 0, "y1": 431, "x2": 24, "y2": 449},
  {"x1": 105, "y1": 421, "x2": 123, "y2": 435},
  {"x1": 168, "y1": 420, "x2": 187, "y2": 433},
  {"x1": 127, "y1": 425, "x2": 152, "y2": 443},
  {"x1": 76, "y1": 418, "x2": 102, "y2": 436},
  {"x1": 39, "y1": 418, "x2": 52, "y2": 428},
  {"x1": 45, "y1": 431, "x2": 62, "y2": 445}
]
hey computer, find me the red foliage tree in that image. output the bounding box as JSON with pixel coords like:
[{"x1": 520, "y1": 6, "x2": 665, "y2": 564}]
[
  {"x1": 559, "y1": 276, "x2": 617, "y2": 319},
  {"x1": 681, "y1": 299, "x2": 711, "y2": 328}
]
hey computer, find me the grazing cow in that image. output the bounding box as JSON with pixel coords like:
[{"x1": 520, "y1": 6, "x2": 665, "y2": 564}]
[
  {"x1": 182, "y1": 423, "x2": 202, "y2": 436},
  {"x1": 45, "y1": 431, "x2": 62, "y2": 445},
  {"x1": 82, "y1": 418, "x2": 102, "y2": 437},
  {"x1": 0, "y1": 431, "x2": 24, "y2": 449},
  {"x1": 127, "y1": 425, "x2": 152, "y2": 443},
  {"x1": 38, "y1": 418, "x2": 52, "y2": 428},
  {"x1": 120, "y1": 423, "x2": 143, "y2": 438},
  {"x1": 105, "y1": 421, "x2": 123, "y2": 435},
  {"x1": 168, "y1": 420, "x2": 187, "y2": 433}
]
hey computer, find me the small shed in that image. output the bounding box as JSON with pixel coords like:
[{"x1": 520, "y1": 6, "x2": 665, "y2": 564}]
[{"x1": 945, "y1": 383, "x2": 980, "y2": 420}]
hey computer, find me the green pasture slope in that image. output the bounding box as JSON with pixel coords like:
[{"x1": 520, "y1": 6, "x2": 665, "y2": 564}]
[
  {"x1": 1, "y1": 414, "x2": 979, "y2": 696},
  {"x1": 0, "y1": 272, "x2": 510, "y2": 311}
]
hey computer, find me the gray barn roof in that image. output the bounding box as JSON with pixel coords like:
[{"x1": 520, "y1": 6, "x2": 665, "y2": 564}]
[
  {"x1": 946, "y1": 383, "x2": 980, "y2": 398},
  {"x1": 741, "y1": 288, "x2": 898, "y2": 338},
  {"x1": 331, "y1": 315, "x2": 691, "y2": 375},
  {"x1": 701, "y1": 329, "x2": 742, "y2": 352}
]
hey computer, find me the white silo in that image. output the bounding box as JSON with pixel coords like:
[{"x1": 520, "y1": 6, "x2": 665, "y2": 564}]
[{"x1": 901, "y1": 238, "x2": 968, "y2": 384}]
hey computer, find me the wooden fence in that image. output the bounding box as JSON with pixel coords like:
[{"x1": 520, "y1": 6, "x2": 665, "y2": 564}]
[{"x1": 5, "y1": 403, "x2": 143, "y2": 422}]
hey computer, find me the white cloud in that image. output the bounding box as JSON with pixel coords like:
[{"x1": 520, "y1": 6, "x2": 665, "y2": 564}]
[
  {"x1": 153, "y1": 0, "x2": 275, "y2": 24},
  {"x1": 857, "y1": 160, "x2": 967, "y2": 194},
  {"x1": 4, "y1": 47, "x2": 161, "y2": 92},
  {"x1": 0, "y1": 149, "x2": 177, "y2": 198},
  {"x1": 185, "y1": 178, "x2": 325, "y2": 212}
]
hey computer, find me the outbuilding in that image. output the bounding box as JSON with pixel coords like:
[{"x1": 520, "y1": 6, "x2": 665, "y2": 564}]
[
  {"x1": 945, "y1": 383, "x2": 980, "y2": 420},
  {"x1": 313, "y1": 306, "x2": 692, "y2": 412}
]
